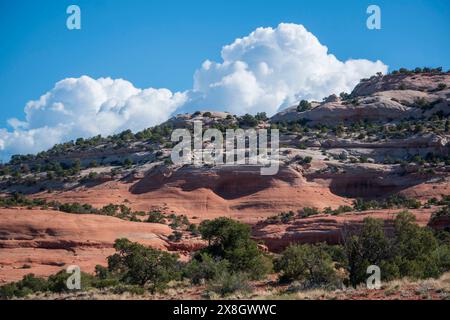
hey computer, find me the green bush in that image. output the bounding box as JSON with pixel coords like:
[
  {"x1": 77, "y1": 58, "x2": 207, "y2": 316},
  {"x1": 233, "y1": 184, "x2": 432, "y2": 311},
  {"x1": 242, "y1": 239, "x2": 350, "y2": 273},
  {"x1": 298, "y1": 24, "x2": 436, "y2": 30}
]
[
  {"x1": 238, "y1": 114, "x2": 258, "y2": 127},
  {"x1": 352, "y1": 195, "x2": 421, "y2": 211},
  {"x1": 345, "y1": 211, "x2": 450, "y2": 286},
  {"x1": 184, "y1": 253, "x2": 230, "y2": 285},
  {"x1": 0, "y1": 270, "x2": 96, "y2": 299},
  {"x1": 345, "y1": 217, "x2": 395, "y2": 286},
  {"x1": 107, "y1": 238, "x2": 180, "y2": 293},
  {"x1": 147, "y1": 211, "x2": 166, "y2": 224},
  {"x1": 265, "y1": 211, "x2": 295, "y2": 224},
  {"x1": 255, "y1": 112, "x2": 268, "y2": 121},
  {"x1": 47, "y1": 270, "x2": 95, "y2": 293},
  {"x1": 206, "y1": 271, "x2": 251, "y2": 297},
  {"x1": 299, "y1": 207, "x2": 320, "y2": 218},
  {"x1": 437, "y1": 83, "x2": 447, "y2": 91},
  {"x1": 198, "y1": 217, "x2": 272, "y2": 279},
  {"x1": 298, "y1": 156, "x2": 312, "y2": 165},
  {"x1": 0, "y1": 274, "x2": 48, "y2": 299},
  {"x1": 297, "y1": 100, "x2": 312, "y2": 112},
  {"x1": 111, "y1": 284, "x2": 146, "y2": 295},
  {"x1": 430, "y1": 205, "x2": 450, "y2": 222},
  {"x1": 168, "y1": 231, "x2": 183, "y2": 242},
  {"x1": 188, "y1": 223, "x2": 200, "y2": 236},
  {"x1": 0, "y1": 282, "x2": 21, "y2": 299},
  {"x1": 275, "y1": 244, "x2": 342, "y2": 289}
]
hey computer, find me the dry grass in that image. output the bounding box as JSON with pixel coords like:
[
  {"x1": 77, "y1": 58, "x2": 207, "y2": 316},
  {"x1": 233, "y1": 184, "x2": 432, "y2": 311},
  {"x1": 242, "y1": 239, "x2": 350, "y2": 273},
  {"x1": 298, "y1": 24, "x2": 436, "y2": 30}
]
[{"x1": 15, "y1": 272, "x2": 450, "y2": 300}]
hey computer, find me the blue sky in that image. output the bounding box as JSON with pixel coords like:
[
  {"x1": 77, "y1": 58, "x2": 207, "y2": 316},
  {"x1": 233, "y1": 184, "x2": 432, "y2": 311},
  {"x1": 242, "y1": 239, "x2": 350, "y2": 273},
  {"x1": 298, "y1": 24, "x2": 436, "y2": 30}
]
[{"x1": 0, "y1": 0, "x2": 449, "y2": 158}]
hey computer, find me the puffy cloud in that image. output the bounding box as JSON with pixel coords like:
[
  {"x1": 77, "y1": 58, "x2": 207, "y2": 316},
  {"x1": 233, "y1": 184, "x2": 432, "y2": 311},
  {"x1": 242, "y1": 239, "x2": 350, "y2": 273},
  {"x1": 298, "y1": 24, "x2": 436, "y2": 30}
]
[
  {"x1": 188, "y1": 23, "x2": 387, "y2": 115},
  {"x1": 0, "y1": 76, "x2": 186, "y2": 159},
  {"x1": 0, "y1": 23, "x2": 387, "y2": 160}
]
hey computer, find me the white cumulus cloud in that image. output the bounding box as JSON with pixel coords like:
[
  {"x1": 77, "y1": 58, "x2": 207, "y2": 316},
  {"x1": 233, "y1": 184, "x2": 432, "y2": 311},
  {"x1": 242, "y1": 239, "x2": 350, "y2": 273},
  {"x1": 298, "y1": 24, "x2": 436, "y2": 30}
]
[
  {"x1": 0, "y1": 76, "x2": 186, "y2": 159},
  {"x1": 0, "y1": 23, "x2": 387, "y2": 160},
  {"x1": 188, "y1": 23, "x2": 387, "y2": 115}
]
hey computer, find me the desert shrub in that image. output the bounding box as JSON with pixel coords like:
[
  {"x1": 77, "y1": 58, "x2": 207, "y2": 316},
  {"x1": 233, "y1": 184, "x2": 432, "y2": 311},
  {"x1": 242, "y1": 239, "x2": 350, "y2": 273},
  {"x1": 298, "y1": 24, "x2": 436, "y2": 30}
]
[
  {"x1": 322, "y1": 245, "x2": 348, "y2": 270},
  {"x1": 324, "y1": 205, "x2": 353, "y2": 215},
  {"x1": 206, "y1": 271, "x2": 251, "y2": 297},
  {"x1": 19, "y1": 274, "x2": 49, "y2": 293},
  {"x1": 0, "y1": 274, "x2": 49, "y2": 299},
  {"x1": 437, "y1": 83, "x2": 447, "y2": 91},
  {"x1": 58, "y1": 202, "x2": 97, "y2": 214},
  {"x1": 299, "y1": 207, "x2": 320, "y2": 218},
  {"x1": 352, "y1": 195, "x2": 421, "y2": 211},
  {"x1": 183, "y1": 253, "x2": 230, "y2": 285},
  {"x1": 111, "y1": 284, "x2": 146, "y2": 295},
  {"x1": 147, "y1": 211, "x2": 166, "y2": 224},
  {"x1": 345, "y1": 217, "x2": 396, "y2": 286},
  {"x1": 238, "y1": 114, "x2": 258, "y2": 127},
  {"x1": 391, "y1": 211, "x2": 444, "y2": 279},
  {"x1": 94, "y1": 265, "x2": 110, "y2": 280},
  {"x1": 0, "y1": 270, "x2": 97, "y2": 299},
  {"x1": 91, "y1": 264, "x2": 122, "y2": 289},
  {"x1": 0, "y1": 283, "x2": 20, "y2": 299},
  {"x1": 345, "y1": 211, "x2": 450, "y2": 286},
  {"x1": 298, "y1": 156, "x2": 312, "y2": 165},
  {"x1": 107, "y1": 238, "x2": 180, "y2": 293},
  {"x1": 297, "y1": 100, "x2": 312, "y2": 112},
  {"x1": 198, "y1": 217, "x2": 272, "y2": 279},
  {"x1": 266, "y1": 211, "x2": 295, "y2": 224},
  {"x1": 188, "y1": 223, "x2": 200, "y2": 236},
  {"x1": 203, "y1": 112, "x2": 212, "y2": 118},
  {"x1": 168, "y1": 231, "x2": 183, "y2": 242},
  {"x1": 123, "y1": 158, "x2": 133, "y2": 167},
  {"x1": 47, "y1": 270, "x2": 95, "y2": 293},
  {"x1": 275, "y1": 244, "x2": 342, "y2": 289},
  {"x1": 255, "y1": 112, "x2": 268, "y2": 121},
  {"x1": 0, "y1": 193, "x2": 49, "y2": 208},
  {"x1": 430, "y1": 205, "x2": 450, "y2": 222},
  {"x1": 339, "y1": 92, "x2": 350, "y2": 100}
]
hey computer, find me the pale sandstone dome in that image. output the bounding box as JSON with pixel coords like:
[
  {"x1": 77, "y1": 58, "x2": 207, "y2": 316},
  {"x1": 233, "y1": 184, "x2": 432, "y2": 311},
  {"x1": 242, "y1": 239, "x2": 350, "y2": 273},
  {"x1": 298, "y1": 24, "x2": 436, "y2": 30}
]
[{"x1": 271, "y1": 72, "x2": 450, "y2": 125}]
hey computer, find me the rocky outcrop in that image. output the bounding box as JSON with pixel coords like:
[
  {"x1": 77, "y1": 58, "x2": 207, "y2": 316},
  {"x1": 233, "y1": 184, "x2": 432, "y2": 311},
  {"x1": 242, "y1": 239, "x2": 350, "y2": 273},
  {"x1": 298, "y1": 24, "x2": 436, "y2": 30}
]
[
  {"x1": 271, "y1": 73, "x2": 450, "y2": 126},
  {"x1": 0, "y1": 208, "x2": 175, "y2": 284},
  {"x1": 125, "y1": 164, "x2": 351, "y2": 222},
  {"x1": 252, "y1": 208, "x2": 435, "y2": 252},
  {"x1": 351, "y1": 73, "x2": 450, "y2": 97}
]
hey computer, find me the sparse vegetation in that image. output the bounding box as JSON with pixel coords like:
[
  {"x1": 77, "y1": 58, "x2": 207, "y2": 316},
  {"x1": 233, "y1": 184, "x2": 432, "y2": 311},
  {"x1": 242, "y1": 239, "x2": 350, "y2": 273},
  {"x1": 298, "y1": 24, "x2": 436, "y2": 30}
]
[
  {"x1": 352, "y1": 195, "x2": 421, "y2": 211},
  {"x1": 107, "y1": 238, "x2": 181, "y2": 293},
  {"x1": 299, "y1": 207, "x2": 320, "y2": 218},
  {"x1": 275, "y1": 244, "x2": 343, "y2": 289},
  {"x1": 345, "y1": 211, "x2": 450, "y2": 286},
  {"x1": 197, "y1": 217, "x2": 272, "y2": 279},
  {"x1": 297, "y1": 100, "x2": 312, "y2": 112}
]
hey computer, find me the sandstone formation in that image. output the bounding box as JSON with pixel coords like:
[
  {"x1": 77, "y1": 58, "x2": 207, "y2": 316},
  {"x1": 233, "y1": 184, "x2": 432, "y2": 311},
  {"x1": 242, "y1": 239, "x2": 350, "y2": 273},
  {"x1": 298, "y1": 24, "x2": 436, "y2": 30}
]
[
  {"x1": 0, "y1": 71, "x2": 449, "y2": 283},
  {"x1": 0, "y1": 208, "x2": 208, "y2": 284},
  {"x1": 252, "y1": 208, "x2": 435, "y2": 252}
]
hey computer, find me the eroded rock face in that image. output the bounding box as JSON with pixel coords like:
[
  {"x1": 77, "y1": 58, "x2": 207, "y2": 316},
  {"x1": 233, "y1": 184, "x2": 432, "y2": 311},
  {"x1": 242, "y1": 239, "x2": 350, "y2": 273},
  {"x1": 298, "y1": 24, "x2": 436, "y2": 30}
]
[
  {"x1": 126, "y1": 164, "x2": 351, "y2": 222},
  {"x1": 271, "y1": 73, "x2": 450, "y2": 126},
  {"x1": 351, "y1": 73, "x2": 450, "y2": 97},
  {"x1": 252, "y1": 208, "x2": 435, "y2": 252},
  {"x1": 0, "y1": 208, "x2": 176, "y2": 284}
]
